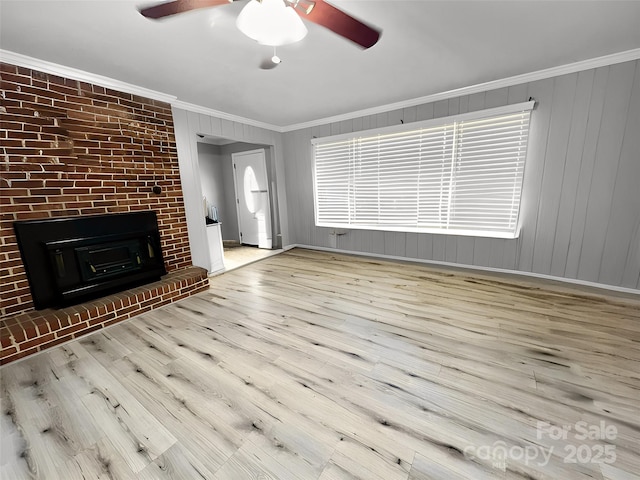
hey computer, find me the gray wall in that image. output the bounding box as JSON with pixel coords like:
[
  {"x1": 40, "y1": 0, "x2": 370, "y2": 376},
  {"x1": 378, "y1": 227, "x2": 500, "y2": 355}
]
[
  {"x1": 196, "y1": 142, "x2": 238, "y2": 241},
  {"x1": 283, "y1": 59, "x2": 640, "y2": 289},
  {"x1": 197, "y1": 142, "x2": 223, "y2": 217},
  {"x1": 219, "y1": 145, "x2": 240, "y2": 242}
]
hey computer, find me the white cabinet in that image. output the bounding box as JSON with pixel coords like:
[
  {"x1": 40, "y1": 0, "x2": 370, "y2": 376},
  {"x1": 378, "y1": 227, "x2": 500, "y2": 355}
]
[{"x1": 206, "y1": 223, "x2": 225, "y2": 273}]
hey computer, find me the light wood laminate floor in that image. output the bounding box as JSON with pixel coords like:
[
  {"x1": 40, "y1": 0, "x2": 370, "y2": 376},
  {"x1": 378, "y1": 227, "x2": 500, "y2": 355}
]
[{"x1": 2, "y1": 249, "x2": 639, "y2": 480}]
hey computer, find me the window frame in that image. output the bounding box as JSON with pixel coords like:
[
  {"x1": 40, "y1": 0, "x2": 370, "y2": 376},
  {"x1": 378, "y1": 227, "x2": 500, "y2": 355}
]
[{"x1": 311, "y1": 101, "x2": 535, "y2": 239}]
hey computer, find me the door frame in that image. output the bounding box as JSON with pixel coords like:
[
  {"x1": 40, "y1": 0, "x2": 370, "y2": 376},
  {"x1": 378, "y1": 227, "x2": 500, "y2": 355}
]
[{"x1": 231, "y1": 148, "x2": 272, "y2": 249}]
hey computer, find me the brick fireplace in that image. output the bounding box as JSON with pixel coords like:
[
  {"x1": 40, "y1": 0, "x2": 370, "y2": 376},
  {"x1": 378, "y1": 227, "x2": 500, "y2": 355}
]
[{"x1": 0, "y1": 62, "x2": 209, "y2": 364}]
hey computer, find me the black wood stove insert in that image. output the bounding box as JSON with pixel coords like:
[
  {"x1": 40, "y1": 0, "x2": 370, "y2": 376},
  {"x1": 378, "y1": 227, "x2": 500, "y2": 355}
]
[{"x1": 14, "y1": 212, "x2": 166, "y2": 310}]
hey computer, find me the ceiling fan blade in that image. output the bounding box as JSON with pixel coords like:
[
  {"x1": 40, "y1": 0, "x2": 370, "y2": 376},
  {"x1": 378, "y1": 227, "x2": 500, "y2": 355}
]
[
  {"x1": 295, "y1": 0, "x2": 381, "y2": 49},
  {"x1": 140, "y1": 0, "x2": 234, "y2": 19}
]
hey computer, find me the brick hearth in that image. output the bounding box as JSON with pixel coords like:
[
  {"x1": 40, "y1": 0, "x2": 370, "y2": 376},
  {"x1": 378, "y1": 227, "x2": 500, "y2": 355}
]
[{"x1": 0, "y1": 266, "x2": 208, "y2": 365}]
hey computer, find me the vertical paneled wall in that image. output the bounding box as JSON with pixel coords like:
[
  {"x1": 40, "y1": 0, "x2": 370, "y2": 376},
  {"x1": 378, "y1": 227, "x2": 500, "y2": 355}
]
[{"x1": 283, "y1": 60, "x2": 640, "y2": 289}]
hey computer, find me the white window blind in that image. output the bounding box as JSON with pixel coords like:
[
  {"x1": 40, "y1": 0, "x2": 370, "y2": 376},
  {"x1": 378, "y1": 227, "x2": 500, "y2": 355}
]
[{"x1": 312, "y1": 101, "x2": 534, "y2": 238}]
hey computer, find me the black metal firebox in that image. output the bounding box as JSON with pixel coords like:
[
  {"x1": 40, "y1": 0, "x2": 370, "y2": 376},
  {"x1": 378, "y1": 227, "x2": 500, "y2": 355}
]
[{"x1": 14, "y1": 212, "x2": 166, "y2": 310}]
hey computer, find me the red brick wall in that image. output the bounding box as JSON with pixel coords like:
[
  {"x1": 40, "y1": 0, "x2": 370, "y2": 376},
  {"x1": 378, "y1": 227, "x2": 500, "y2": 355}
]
[{"x1": 1, "y1": 62, "x2": 192, "y2": 318}]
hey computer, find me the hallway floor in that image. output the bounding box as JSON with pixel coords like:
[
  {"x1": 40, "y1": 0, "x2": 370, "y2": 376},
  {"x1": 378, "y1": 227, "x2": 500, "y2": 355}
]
[{"x1": 222, "y1": 245, "x2": 283, "y2": 272}]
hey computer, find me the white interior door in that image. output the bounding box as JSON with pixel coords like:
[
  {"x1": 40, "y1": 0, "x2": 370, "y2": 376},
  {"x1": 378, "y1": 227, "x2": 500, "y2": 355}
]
[{"x1": 232, "y1": 149, "x2": 272, "y2": 249}]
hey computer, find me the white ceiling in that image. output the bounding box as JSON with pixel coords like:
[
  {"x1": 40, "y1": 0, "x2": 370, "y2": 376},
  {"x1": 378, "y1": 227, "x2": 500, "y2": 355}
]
[{"x1": 2, "y1": 1, "x2": 640, "y2": 128}]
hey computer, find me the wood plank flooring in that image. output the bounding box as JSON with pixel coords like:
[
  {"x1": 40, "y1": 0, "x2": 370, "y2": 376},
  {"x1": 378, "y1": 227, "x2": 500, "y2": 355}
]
[{"x1": 1, "y1": 248, "x2": 639, "y2": 479}]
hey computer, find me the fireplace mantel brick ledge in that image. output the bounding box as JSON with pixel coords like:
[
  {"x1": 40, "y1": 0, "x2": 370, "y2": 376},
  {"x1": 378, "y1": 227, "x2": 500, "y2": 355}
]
[{"x1": 0, "y1": 267, "x2": 209, "y2": 365}]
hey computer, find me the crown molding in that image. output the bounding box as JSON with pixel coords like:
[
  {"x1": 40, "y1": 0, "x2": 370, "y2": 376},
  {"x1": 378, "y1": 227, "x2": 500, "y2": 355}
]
[
  {"x1": 1, "y1": 50, "x2": 178, "y2": 104},
  {"x1": 3, "y1": 47, "x2": 639, "y2": 134},
  {"x1": 280, "y1": 47, "x2": 640, "y2": 132},
  {"x1": 1, "y1": 49, "x2": 283, "y2": 132},
  {"x1": 171, "y1": 100, "x2": 282, "y2": 133}
]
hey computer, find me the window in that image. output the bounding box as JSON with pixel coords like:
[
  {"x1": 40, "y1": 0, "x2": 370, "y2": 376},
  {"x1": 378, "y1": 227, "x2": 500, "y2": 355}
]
[{"x1": 312, "y1": 101, "x2": 534, "y2": 239}]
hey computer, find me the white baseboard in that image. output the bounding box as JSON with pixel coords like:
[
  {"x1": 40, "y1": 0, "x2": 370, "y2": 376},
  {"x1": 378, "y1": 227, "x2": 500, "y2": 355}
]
[{"x1": 286, "y1": 244, "x2": 640, "y2": 296}]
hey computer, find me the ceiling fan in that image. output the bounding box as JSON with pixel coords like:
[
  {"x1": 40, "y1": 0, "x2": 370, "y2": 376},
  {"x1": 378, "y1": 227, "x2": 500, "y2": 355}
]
[{"x1": 139, "y1": 0, "x2": 381, "y2": 49}]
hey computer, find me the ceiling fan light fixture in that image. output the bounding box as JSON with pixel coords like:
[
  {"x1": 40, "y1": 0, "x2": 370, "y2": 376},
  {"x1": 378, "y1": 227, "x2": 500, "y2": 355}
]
[{"x1": 236, "y1": 0, "x2": 308, "y2": 46}]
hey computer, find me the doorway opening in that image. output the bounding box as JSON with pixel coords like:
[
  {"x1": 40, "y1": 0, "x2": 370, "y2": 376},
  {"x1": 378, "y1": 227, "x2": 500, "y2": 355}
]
[{"x1": 197, "y1": 138, "x2": 282, "y2": 273}]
